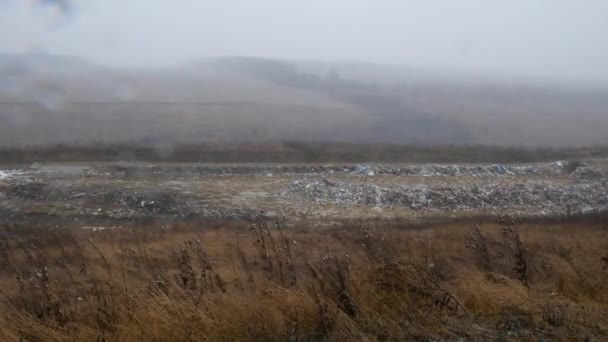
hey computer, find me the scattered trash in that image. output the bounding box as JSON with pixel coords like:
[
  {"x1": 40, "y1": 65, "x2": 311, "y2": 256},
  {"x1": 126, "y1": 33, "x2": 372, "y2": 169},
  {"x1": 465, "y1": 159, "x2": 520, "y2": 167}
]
[
  {"x1": 81, "y1": 226, "x2": 113, "y2": 232},
  {"x1": 351, "y1": 164, "x2": 378, "y2": 176},
  {"x1": 572, "y1": 167, "x2": 606, "y2": 180},
  {"x1": 0, "y1": 170, "x2": 26, "y2": 180},
  {"x1": 80, "y1": 161, "x2": 594, "y2": 179},
  {"x1": 2, "y1": 160, "x2": 607, "y2": 223},
  {"x1": 5, "y1": 183, "x2": 64, "y2": 201},
  {"x1": 282, "y1": 178, "x2": 608, "y2": 214}
]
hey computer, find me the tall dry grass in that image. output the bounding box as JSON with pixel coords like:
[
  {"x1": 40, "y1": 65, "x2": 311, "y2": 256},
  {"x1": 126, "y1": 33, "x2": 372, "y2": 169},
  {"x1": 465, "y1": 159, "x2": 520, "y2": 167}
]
[{"x1": 0, "y1": 217, "x2": 607, "y2": 341}]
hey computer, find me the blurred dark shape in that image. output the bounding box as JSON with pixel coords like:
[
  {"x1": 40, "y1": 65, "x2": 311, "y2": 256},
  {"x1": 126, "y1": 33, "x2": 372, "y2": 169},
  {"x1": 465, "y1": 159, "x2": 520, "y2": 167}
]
[
  {"x1": 33, "y1": 0, "x2": 74, "y2": 24},
  {"x1": 36, "y1": 0, "x2": 72, "y2": 13}
]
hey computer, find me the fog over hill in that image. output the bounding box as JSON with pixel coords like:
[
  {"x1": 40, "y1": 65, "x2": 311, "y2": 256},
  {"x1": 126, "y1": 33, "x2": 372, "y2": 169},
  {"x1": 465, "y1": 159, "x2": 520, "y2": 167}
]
[{"x1": 1, "y1": 53, "x2": 607, "y2": 147}]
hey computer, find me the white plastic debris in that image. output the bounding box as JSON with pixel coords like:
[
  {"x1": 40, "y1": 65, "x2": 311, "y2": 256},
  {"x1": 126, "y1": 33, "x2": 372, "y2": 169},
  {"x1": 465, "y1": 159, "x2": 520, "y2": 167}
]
[
  {"x1": 0, "y1": 170, "x2": 25, "y2": 180},
  {"x1": 282, "y1": 177, "x2": 608, "y2": 214}
]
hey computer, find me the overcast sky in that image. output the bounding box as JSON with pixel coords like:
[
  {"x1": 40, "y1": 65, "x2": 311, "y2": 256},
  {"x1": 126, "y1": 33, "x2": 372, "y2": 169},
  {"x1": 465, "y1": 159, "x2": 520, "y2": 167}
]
[{"x1": 1, "y1": 0, "x2": 607, "y2": 82}]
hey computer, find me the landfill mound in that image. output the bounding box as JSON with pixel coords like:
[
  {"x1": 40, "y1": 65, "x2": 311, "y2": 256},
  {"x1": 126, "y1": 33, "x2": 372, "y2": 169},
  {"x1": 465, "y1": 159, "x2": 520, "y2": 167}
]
[
  {"x1": 346, "y1": 162, "x2": 570, "y2": 177},
  {"x1": 79, "y1": 160, "x2": 589, "y2": 178},
  {"x1": 0, "y1": 181, "x2": 258, "y2": 221},
  {"x1": 1, "y1": 160, "x2": 608, "y2": 224},
  {"x1": 282, "y1": 178, "x2": 608, "y2": 215}
]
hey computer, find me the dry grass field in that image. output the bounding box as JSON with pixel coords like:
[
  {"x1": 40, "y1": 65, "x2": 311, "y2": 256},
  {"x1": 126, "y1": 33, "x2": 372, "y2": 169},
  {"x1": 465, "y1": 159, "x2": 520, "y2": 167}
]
[
  {"x1": 1, "y1": 216, "x2": 607, "y2": 341},
  {"x1": 3, "y1": 142, "x2": 608, "y2": 164}
]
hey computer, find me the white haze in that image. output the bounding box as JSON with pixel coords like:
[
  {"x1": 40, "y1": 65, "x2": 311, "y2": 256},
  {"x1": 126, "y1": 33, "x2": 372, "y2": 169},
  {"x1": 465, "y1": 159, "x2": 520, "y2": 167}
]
[{"x1": 0, "y1": 0, "x2": 607, "y2": 83}]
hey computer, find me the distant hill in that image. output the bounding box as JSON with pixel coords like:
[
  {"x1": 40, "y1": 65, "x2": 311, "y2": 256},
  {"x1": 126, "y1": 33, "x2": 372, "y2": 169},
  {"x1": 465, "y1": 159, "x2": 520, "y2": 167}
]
[
  {"x1": 0, "y1": 53, "x2": 91, "y2": 71},
  {"x1": 1, "y1": 53, "x2": 607, "y2": 147},
  {"x1": 0, "y1": 54, "x2": 374, "y2": 146}
]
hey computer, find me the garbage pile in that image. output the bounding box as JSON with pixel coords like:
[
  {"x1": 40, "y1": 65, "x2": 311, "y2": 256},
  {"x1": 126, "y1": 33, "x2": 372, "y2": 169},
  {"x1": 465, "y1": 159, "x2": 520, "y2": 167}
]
[
  {"x1": 282, "y1": 178, "x2": 608, "y2": 213},
  {"x1": 571, "y1": 167, "x2": 608, "y2": 180},
  {"x1": 100, "y1": 190, "x2": 181, "y2": 214},
  {"x1": 79, "y1": 160, "x2": 604, "y2": 179},
  {"x1": 347, "y1": 161, "x2": 597, "y2": 178},
  {"x1": 2, "y1": 160, "x2": 607, "y2": 223},
  {"x1": 0, "y1": 170, "x2": 26, "y2": 180},
  {"x1": 0, "y1": 181, "x2": 256, "y2": 221},
  {"x1": 83, "y1": 164, "x2": 350, "y2": 178},
  {"x1": 5, "y1": 183, "x2": 68, "y2": 201}
]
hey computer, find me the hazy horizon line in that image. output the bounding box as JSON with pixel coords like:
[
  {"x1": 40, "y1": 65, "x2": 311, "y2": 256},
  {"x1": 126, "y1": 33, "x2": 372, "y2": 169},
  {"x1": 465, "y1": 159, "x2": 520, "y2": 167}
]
[{"x1": 2, "y1": 50, "x2": 608, "y2": 89}]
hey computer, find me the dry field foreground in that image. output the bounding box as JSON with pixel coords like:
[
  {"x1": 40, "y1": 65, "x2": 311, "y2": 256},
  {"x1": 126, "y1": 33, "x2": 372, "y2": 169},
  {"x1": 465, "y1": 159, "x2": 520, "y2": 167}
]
[{"x1": 0, "y1": 217, "x2": 607, "y2": 341}]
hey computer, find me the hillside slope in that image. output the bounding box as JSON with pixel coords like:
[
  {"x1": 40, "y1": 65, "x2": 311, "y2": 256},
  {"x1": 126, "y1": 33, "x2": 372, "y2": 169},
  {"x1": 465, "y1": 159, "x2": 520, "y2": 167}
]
[
  {"x1": 0, "y1": 54, "x2": 375, "y2": 146},
  {"x1": 208, "y1": 57, "x2": 608, "y2": 147},
  {"x1": 1, "y1": 54, "x2": 607, "y2": 147}
]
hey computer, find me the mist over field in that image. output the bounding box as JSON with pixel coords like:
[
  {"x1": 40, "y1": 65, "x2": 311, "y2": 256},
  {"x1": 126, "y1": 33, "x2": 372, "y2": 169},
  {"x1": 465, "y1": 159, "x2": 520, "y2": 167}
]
[
  {"x1": 1, "y1": 0, "x2": 607, "y2": 147},
  {"x1": 2, "y1": 53, "x2": 608, "y2": 148}
]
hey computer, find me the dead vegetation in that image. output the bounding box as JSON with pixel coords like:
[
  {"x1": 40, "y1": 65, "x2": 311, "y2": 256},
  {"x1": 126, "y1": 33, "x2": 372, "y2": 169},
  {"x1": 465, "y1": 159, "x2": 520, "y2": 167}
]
[
  {"x1": 2, "y1": 142, "x2": 608, "y2": 164},
  {"x1": 0, "y1": 217, "x2": 607, "y2": 341}
]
